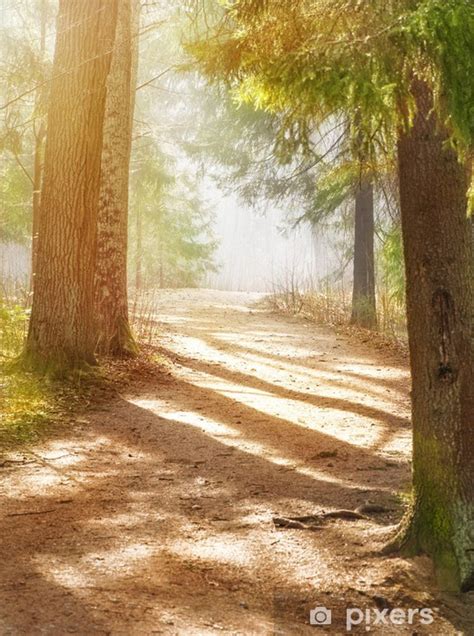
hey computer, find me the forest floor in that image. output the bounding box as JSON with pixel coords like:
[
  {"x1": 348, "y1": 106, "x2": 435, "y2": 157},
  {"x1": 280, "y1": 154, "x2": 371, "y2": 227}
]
[{"x1": 1, "y1": 289, "x2": 473, "y2": 635}]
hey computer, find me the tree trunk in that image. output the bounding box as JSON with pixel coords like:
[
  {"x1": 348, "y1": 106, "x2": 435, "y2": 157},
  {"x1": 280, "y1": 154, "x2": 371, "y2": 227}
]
[
  {"x1": 350, "y1": 179, "x2": 377, "y2": 328},
  {"x1": 30, "y1": 0, "x2": 48, "y2": 298},
  {"x1": 159, "y1": 243, "x2": 164, "y2": 288},
  {"x1": 95, "y1": 0, "x2": 139, "y2": 357},
  {"x1": 24, "y1": 0, "x2": 118, "y2": 373},
  {"x1": 471, "y1": 215, "x2": 474, "y2": 342},
  {"x1": 134, "y1": 202, "x2": 143, "y2": 294},
  {"x1": 31, "y1": 123, "x2": 45, "y2": 290},
  {"x1": 396, "y1": 79, "x2": 474, "y2": 592}
]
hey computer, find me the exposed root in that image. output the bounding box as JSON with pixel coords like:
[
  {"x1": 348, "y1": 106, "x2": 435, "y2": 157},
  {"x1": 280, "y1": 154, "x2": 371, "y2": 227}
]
[{"x1": 272, "y1": 505, "x2": 395, "y2": 531}]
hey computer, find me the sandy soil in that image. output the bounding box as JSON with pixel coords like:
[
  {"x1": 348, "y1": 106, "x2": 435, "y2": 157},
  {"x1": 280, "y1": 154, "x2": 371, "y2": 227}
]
[{"x1": 1, "y1": 289, "x2": 473, "y2": 635}]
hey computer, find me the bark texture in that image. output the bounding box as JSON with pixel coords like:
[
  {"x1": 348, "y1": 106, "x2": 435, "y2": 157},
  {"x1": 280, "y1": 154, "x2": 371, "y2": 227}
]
[
  {"x1": 350, "y1": 179, "x2": 377, "y2": 328},
  {"x1": 397, "y1": 80, "x2": 474, "y2": 592},
  {"x1": 25, "y1": 0, "x2": 118, "y2": 372},
  {"x1": 95, "y1": 0, "x2": 139, "y2": 357}
]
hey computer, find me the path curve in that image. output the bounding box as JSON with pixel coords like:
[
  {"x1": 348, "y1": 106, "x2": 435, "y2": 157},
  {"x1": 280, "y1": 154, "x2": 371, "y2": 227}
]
[{"x1": 1, "y1": 290, "x2": 472, "y2": 634}]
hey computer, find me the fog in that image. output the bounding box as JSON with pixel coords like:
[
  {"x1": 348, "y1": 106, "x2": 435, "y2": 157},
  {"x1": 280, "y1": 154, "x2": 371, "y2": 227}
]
[
  {"x1": 205, "y1": 192, "x2": 339, "y2": 292},
  {"x1": 0, "y1": 0, "x2": 346, "y2": 296},
  {"x1": 0, "y1": 200, "x2": 340, "y2": 294}
]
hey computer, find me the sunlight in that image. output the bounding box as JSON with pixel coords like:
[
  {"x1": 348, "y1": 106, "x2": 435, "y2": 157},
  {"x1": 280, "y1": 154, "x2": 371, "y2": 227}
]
[
  {"x1": 129, "y1": 402, "x2": 239, "y2": 438},
  {"x1": 83, "y1": 543, "x2": 155, "y2": 571},
  {"x1": 128, "y1": 398, "x2": 381, "y2": 492},
  {"x1": 164, "y1": 363, "x2": 386, "y2": 449},
  {"x1": 150, "y1": 314, "x2": 191, "y2": 324},
  {"x1": 196, "y1": 331, "x2": 408, "y2": 400},
  {"x1": 36, "y1": 543, "x2": 156, "y2": 593},
  {"x1": 208, "y1": 338, "x2": 407, "y2": 407},
  {"x1": 169, "y1": 536, "x2": 253, "y2": 567},
  {"x1": 171, "y1": 334, "x2": 229, "y2": 363},
  {"x1": 2, "y1": 0, "x2": 472, "y2": 630},
  {"x1": 37, "y1": 442, "x2": 86, "y2": 467},
  {"x1": 35, "y1": 558, "x2": 92, "y2": 590},
  {"x1": 1, "y1": 470, "x2": 68, "y2": 497},
  {"x1": 161, "y1": 331, "x2": 410, "y2": 455}
]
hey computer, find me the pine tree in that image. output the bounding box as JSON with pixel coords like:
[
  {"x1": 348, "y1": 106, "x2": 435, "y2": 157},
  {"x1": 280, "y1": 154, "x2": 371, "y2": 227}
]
[
  {"x1": 394, "y1": 79, "x2": 474, "y2": 591},
  {"x1": 351, "y1": 179, "x2": 376, "y2": 328},
  {"x1": 24, "y1": 0, "x2": 118, "y2": 372},
  {"x1": 190, "y1": 0, "x2": 474, "y2": 589}
]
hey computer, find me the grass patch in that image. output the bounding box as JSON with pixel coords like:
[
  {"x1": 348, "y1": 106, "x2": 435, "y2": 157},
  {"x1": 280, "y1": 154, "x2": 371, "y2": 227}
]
[
  {"x1": 266, "y1": 283, "x2": 408, "y2": 359},
  {"x1": 0, "y1": 370, "x2": 56, "y2": 446},
  {"x1": 0, "y1": 298, "x2": 29, "y2": 357},
  {"x1": 0, "y1": 290, "x2": 170, "y2": 451},
  {"x1": 0, "y1": 297, "x2": 58, "y2": 448}
]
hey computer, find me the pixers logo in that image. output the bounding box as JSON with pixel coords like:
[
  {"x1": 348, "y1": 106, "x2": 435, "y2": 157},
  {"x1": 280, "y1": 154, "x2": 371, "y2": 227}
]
[
  {"x1": 309, "y1": 605, "x2": 435, "y2": 631},
  {"x1": 346, "y1": 606, "x2": 434, "y2": 631},
  {"x1": 309, "y1": 607, "x2": 332, "y2": 626}
]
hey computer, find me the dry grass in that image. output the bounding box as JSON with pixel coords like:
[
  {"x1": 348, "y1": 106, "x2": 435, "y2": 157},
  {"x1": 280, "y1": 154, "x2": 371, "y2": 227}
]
[
  {"x1": 267, "y1": 277, "x2": 408, "y2": 357},
  {"x1": 130, "y1": 288, "x2": 163, "y2": 346}
]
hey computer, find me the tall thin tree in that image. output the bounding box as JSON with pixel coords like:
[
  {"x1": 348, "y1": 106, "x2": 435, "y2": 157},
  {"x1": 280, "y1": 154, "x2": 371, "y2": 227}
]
[
  {"x1": 351, "y1": 179, "x2": 376, "y2": 328},
  {"x1": 30, "y1": 0, "x2": 47, "y2": 288},
  {"x1": 95, "y1": 0, "x2": 139, "y2": 357}
]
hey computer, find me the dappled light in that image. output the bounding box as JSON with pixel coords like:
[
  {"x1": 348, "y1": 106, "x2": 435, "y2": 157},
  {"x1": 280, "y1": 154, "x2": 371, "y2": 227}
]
[
  {"x1": 1, "y1": 0, "x2": 473, "y2": 633},
  {"x1": 3, "y1": 290, "x2": 469, "y2": 633}
]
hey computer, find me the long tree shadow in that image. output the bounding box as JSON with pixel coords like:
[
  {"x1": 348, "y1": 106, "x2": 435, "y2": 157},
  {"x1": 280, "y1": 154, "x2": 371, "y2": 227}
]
[
  {"x1": 185, "y1": 329, "x2": 410, "y2": 412},
  {"x1": 0, "y1": 396, "x2": 402, "y2": 634},
  {"x1": 1, "y1": 387, "x2": 470, "y2": 634},
  {"x1": 157, "y1": 344, "x2": 411, "y2": 441},
  {"x1": 104, "y1": 392, "x2": 403, "y2": 506}
]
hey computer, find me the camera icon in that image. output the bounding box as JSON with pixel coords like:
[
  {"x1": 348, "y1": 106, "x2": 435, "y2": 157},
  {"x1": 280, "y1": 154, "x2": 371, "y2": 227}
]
[{"x1": 310, "y1": 606, "x2": 332, "y2": 626}]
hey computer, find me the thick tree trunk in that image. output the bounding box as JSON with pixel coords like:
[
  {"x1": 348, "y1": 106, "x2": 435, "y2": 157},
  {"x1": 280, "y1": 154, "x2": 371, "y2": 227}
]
[
  {"x1": 396, "y1": 80, "x2": 474, "y2": 592},
  {"x1": 24, "y1": 0, "x2": 118, "y2": 373},
  {"x1": 350, "y1": 179, "x2": 377, "y2": 328},
  {"x1": 472, "y1": 214, "x2": 474, "y2": 333},
  {"x1": 95, "y1": 0, "x2": 139, "y2": 357}
]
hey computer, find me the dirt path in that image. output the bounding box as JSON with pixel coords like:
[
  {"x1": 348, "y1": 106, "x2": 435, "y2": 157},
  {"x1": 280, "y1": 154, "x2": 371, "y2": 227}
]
[{"x1": 1, "y1": 290, "x2": 473, "y2": 635}]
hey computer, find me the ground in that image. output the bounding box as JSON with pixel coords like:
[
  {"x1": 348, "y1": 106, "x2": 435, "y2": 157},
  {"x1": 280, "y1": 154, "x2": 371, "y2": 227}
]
[{"x1": 1, "y1": 290, "x2": 473, "y2": 635}]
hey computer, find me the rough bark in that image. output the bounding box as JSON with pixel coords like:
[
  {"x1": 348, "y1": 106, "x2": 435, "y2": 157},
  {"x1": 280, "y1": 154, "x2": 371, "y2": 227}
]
[
  {"x1": 350, "y1": 179, "x2": 377, "y2": 328},
  {"x1": 95, "y1": 0, "x2": 139, "y2": 357},
  {"x1": 472, "y1": 214, "x2": 474, "y2": 338},
  {"x1": 395, "y1": 80, "x2": 474, "y2": 592},
  {"x1": 24, "y1": 0, "x2": 118, "y2": 373}
]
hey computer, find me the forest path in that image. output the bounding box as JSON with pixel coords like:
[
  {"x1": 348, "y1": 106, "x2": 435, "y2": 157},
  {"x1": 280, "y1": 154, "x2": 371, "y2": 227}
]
[{"x1": 1, "y1": 290, "x2": 472, "y2": 635}]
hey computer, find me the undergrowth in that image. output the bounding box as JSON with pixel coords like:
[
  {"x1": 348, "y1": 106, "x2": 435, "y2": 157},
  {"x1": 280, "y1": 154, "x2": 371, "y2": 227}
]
[
  {"x1": 0, "y1": 288, "x2": 169, "y2": 451},
  {"x1": 268, "y1": 278, "x2": 408, "y2": 357},
  {"x1": 0, "y1": 295, "x2": 52, "y2": 447}
]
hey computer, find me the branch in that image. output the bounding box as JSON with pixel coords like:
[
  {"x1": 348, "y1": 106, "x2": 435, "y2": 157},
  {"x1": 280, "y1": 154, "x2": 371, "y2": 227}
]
[
  {"x1": 135, "y1": 65, "x2": 179, "y2": 91},
  {"x1": 12, "y1": 152, "x2": 34, "y2": 186}
]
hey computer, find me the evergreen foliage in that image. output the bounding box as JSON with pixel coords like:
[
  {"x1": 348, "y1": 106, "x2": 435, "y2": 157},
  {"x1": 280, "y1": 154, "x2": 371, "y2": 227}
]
[
  {"x1": 130, "y1": 142, "x2": 218, "y2": 288},
  {"x1": 190, "y1": 0, "x2": 474, "y2": 154}
]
